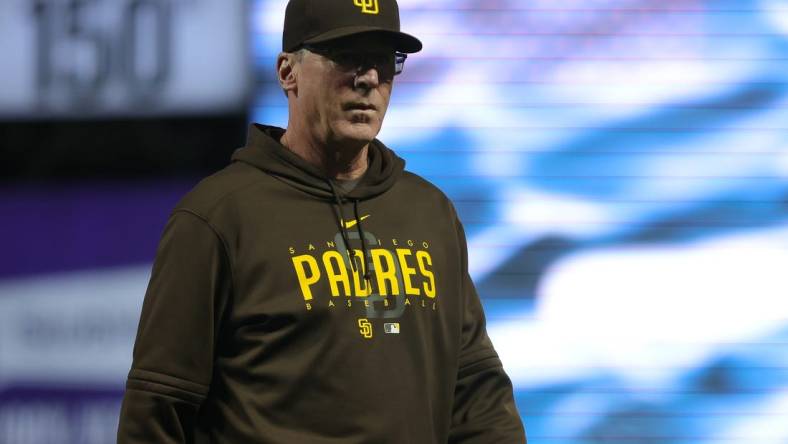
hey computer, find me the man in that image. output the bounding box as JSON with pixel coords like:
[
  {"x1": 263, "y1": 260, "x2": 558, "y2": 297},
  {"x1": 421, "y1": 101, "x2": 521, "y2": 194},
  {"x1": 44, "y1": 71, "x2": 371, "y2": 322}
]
[{"x1": 117, "y1": 0, "x2": 526, "y2": 442}]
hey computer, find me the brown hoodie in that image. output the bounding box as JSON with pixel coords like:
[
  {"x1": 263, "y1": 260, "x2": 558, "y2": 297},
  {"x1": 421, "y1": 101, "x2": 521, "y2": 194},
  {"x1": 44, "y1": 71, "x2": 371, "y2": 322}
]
[{"x1": 117, "y1": 124, "x2": 526, "y2": 443}]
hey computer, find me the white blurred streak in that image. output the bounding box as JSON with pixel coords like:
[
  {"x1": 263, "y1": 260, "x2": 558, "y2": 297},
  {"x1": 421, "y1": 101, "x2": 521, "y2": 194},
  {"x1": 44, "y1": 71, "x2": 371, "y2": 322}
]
[
  {"x1": 714, "y1": 388, "x2": 788, "y2": 443},
  {"x1": 541, "y1": 392, "x2": 614, "y2": 438},
  {"x1": 760, "y1": 0, "x2": 788, "y2": 35},
  {"x1": 257, "y1": 0, "x2": 287, "y2": 33},
  {"x1": 465, "y1": 98, "x2": 788, "y2": 281},
  {"x1": 255, "y1": 0, "x2": 287, "y2": 56},
  {"x1": 0, "y1": 267, "x2": 149, "y2": 386},
  {"x1": 467, "y1": 225, "x2": 535, "y2": 282},
  {"x1": 503, "y1": 188, "x2": 613, "y2": 235},
  {"x1": 469, "y1": 182, "x2": 660, "y2": 281},
  {"x1": 469, "y1": 187, "x2": 617, "y2": 279},
  {"x1": 489, "y1": 224, "x2": 788, "y2": 391},
  {"x1": 779, "y1": 147, "x2": 788, "y2": 177}
]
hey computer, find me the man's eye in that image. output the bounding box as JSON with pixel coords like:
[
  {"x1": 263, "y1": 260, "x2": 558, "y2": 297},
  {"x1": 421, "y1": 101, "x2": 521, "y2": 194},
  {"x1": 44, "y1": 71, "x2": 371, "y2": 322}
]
[
  {"x1": 332, "y1": 53, "x2": 356, "y2": 65},
  {"x1": 372, "y1": 54, "x2": 394, "y2": 66},
  {"x1": 328, "y1": 52, "x2": 395, "y2": 71}
]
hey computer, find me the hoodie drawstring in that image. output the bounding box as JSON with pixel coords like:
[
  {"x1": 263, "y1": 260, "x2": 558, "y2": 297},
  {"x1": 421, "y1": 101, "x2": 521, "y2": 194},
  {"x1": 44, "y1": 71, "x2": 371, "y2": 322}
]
[
  {"x1": 352, "y1": 199, "x2": 372, "y2": 283},
  {"x1": 327, "y1": 181, "x2": 356, "y2": 272},
  {"x1": 327, "y1": 180, "x2": 373, "y2": 289}
]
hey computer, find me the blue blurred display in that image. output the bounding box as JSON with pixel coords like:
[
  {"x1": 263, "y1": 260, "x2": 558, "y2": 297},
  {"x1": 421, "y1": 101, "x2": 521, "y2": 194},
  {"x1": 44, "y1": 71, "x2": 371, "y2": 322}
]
[
  {"x1": 249, "y1": 0, "x2": 788, "y2": 442},
  {"x1": 1, "y1": 0, "x2": 787, "y2": 442}
]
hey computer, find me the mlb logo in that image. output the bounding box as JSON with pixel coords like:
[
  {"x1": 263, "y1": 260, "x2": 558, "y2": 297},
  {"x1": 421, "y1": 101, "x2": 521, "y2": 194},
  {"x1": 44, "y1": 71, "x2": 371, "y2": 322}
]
[{"x1": 384, "y1": 323, "x2": 400, "y2": 334}]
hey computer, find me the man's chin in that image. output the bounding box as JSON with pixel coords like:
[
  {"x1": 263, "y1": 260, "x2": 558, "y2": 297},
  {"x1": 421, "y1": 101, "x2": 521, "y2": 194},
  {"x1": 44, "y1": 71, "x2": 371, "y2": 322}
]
[{"x1": 331, "y1": 122, "x2": 381, "y2": 146}]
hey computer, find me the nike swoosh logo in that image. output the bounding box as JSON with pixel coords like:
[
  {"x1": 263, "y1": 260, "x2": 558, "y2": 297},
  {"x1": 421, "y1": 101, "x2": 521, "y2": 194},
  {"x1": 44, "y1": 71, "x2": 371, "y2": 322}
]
[{"x1": 342, "y1": 215, "x2": 370, "y2": 229}]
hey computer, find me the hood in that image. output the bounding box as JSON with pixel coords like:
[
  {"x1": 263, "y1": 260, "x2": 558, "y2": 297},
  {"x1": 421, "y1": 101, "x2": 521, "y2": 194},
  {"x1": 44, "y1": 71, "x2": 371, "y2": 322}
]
[{"x1": 231, "y1": 124, "x2": 406, "y2": 201}]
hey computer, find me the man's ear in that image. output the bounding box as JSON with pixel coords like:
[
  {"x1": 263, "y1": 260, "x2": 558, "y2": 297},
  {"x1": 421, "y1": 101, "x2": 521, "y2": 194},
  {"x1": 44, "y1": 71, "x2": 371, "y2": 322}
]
[{"x1": 277, "y1": 52, "x2": 298, "y2": 95}]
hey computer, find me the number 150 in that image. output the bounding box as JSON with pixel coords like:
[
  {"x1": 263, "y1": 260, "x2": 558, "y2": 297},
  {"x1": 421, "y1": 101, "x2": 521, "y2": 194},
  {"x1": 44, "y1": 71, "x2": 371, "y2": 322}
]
[{"x1": 33, "y1": 0, "x2": 172, "y2": 109}]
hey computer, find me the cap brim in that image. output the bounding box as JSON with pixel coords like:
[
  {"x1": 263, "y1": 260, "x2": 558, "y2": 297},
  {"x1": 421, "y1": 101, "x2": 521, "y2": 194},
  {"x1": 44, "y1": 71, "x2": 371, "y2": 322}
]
[{"x1": 303, "y1": 26, "x2": 422, "y2": 53}]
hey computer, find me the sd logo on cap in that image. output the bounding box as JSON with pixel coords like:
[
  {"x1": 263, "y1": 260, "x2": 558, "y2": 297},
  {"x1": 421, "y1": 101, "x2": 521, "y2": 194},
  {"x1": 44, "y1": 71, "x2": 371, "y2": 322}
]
[
  {"x1": 282, "y1": 0, "x2": 422, "y2": 53},
  {"x1": 354, "y1": 0, "x2": 380, "y2": 15}
]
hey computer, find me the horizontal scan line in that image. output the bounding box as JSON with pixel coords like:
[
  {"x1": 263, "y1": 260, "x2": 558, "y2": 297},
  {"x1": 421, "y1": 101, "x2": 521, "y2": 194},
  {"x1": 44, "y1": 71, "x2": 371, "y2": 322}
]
[
  {"x1": 522, "y1": 436, "x2": 788, "y2": 441},
  {"x1": 390, "y1": 32, "x2": 788, "y2": 37},
  {"x1": 260, "y1": 103, "x2": 788, "y2": 110},
  {"x1": 432, "y1": 178, "x2": 780, "y2": 182},
  {"x1": 389, "y1": 56, "x2": 788, "y2": 61},
  {"x1": 399, "y1": 8, "x2": 784, "y2": 13},
  {"x1": 418, "y1": 174, "x2": 784, "y2": 178},
  {"x1": 256, "y1": 4, "x2": 782, "y2": 13},
  {"x1": 467, "y1": 245, "x2": 787, "y2": 251},
  {"x1": 385, "y1": 126, "x2": 788, "y2": 131},
  {"x1": 517, "y1": 386, "x2": 788, "y2": 394},
  {"x1": 259, "y1": 80, "x2": 788, "y2": 86},
  {"x1": 453, "y1": 199, "x2": 785, "y2": 203},
  {"x1": 396, "y1": 147, "x2": 786, "y2": 153},
  {"x1": 464, "y1": 222, "x2": 783, "y2": 226},
  {"x1": 504, "y1": 364, "x2": 788, "y2": 369},
  {"x1": 254, "y1": 31, "x2": 787, "y2": 37},
  {"x1": 398, "y1": 150, "x2": 787, "y2": 155},
  {"x1": 390, "y1": 103, "x2": 788, "y2": 109},
  {"x1": 521, "y1": 411, "x2": 788, "y2": 417},
  {"x1": 255, "y1": 55, "x2": 788, "y2": 62}
]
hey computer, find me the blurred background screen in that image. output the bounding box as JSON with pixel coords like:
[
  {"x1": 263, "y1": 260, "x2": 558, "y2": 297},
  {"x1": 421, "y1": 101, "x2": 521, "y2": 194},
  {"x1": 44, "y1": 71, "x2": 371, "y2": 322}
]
[{"x1": 2, "y1": 0, "x2": 788, "y2": 443}]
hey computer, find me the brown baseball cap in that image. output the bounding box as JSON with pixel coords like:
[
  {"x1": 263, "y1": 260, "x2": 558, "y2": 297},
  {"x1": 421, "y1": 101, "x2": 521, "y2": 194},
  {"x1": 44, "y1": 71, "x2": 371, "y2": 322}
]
[{"x1": 282, "y1": 0, "x2": 423, "y2": 54}]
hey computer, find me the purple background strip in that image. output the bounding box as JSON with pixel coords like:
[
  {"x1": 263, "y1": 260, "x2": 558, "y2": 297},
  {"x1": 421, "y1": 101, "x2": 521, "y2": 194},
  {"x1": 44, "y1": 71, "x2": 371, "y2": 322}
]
[{"x1": 1, "y1": 180, "x2": 199, "y2": 278}]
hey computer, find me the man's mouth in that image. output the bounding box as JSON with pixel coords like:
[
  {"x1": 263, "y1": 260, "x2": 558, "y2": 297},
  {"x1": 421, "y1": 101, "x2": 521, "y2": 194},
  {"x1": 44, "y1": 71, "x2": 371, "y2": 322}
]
[{"x1": 344, "y1": 103, "x2": 376, "y2": 111}]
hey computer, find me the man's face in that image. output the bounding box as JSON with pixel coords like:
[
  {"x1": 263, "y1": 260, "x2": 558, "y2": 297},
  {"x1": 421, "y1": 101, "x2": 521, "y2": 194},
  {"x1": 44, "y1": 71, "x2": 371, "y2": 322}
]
[{"x1": 292, "y1": 34, "x2": 397, "y2": 148}]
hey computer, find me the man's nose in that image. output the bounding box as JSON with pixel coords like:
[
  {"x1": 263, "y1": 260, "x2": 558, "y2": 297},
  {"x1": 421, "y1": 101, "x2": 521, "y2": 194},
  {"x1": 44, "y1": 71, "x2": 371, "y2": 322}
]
[{"x1": 354, "y1": 65, "x2": 381, "y2": 90}]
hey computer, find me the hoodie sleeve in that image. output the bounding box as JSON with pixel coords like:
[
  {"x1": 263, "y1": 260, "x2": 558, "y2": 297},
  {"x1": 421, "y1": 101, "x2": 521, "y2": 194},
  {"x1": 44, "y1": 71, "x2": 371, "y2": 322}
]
[
  {"x1": 448, "y1": 216, "x2": 527, "y2": 444},
  {"x1": 118, "y1": 210, "x2": 232, "y2": 444}
]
